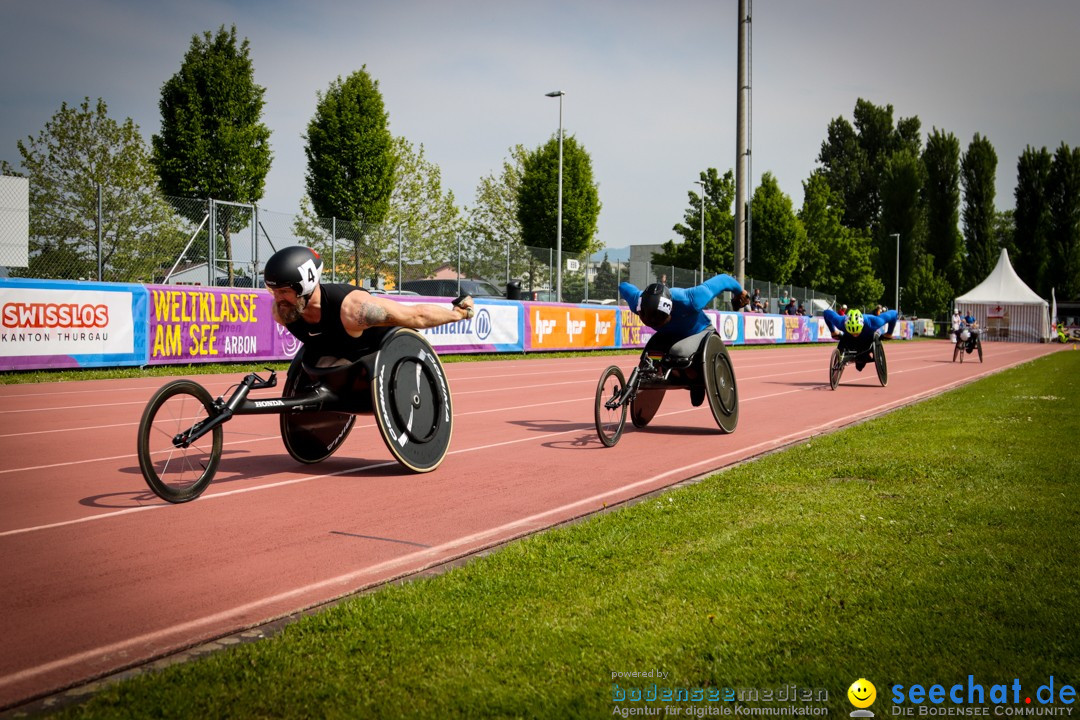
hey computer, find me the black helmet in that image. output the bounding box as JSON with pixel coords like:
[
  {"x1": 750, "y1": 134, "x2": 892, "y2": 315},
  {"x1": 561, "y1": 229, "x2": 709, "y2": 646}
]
[
  {"x1": 264, "y1": 246, "x2": 323, "y2": 298},
  {"x1": 637, "y1": 283, "x2": 673, "y2": 329}
]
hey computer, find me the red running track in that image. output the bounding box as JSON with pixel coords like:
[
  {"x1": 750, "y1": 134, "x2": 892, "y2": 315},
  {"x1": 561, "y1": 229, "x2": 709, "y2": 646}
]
[{"x1": 0, "y1": 339, "x2": 1063, "y2": 709}]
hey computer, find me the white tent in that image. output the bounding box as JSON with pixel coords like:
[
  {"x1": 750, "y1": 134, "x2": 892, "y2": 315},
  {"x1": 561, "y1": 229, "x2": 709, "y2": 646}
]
[{"x1": 954, "y1": 248, "x2": 1050, "y2": 343}]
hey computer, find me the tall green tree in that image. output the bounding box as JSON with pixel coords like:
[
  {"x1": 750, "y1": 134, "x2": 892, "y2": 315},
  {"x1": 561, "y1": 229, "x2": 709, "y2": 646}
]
[
  {"x1": 466, "y1": 145, "x2": 532, "y2": 286},
  {"x1": 592, "y1": 253, "x2": 619, "y2": 300},
  {"x1": 746, "y1": 172, "x2": 804, "y2": 284},
  {"x1": 922, "y1": 128, "x2": 963, "y2": 290},
  {"x1": 652, "y1": 168, "x2": 736, "y2": 276},
  {"x1": 796, "y1": 172, "x2": 883, "y2": 307},
  {"x1": 375, "y1": 137, "x2": 462, "y2": 285},
  {"x1": 153, "y1": 25, "x2": 271, "y2": 283},
  {"x1": 880, "y1": 148, "x2": 927, "y2": 309},
  {"x1": 304, "y1": 67, "x2": 395, "y2": 230},
  {"x1": 1046, "y1": 143, "x2": 1080, "y2": 300},
  {"x1": 1013, "y1": 146, "x2": 1053, "y2": 296},
  {"x1": 960, "y1": 133, "x2": 999, "y2": 288},
  {"x1": 817, "y1": 98, "x2": 921, "y2": 233},
  {"x1": 12, "y1": 97, "x2": 185, "y2": 282},
  {"x1": 517, "y1": 133, "x2": 602, "y2": 258}
]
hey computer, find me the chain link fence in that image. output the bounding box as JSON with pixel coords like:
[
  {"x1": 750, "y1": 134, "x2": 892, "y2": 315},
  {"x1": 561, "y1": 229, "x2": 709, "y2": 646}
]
[{"x1": 0, "y1": 178, "x2": 835, "y2": 312}]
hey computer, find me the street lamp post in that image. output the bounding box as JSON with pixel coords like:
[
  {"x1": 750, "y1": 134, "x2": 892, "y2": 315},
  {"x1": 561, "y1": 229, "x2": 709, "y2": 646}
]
[
  {"x1": 890, "y1": 233, "x2": 900, "y2": 311},
  {"x1": 546, "y1": 90, "x2": 565, "y2": 303},
  {"x1": 694, "y1": 180, "x2": 706, "y2": 283}
]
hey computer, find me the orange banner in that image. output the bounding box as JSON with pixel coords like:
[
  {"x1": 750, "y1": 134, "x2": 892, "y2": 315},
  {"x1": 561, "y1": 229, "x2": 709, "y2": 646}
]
[{"x1": 528, "y1": 306, "x2": 617, "y2": 350}]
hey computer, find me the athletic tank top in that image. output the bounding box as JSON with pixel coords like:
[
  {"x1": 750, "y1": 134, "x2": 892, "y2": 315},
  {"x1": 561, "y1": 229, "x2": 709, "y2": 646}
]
[{"x1": 283, "y1": 283, "x2": 388, "y2": 361}]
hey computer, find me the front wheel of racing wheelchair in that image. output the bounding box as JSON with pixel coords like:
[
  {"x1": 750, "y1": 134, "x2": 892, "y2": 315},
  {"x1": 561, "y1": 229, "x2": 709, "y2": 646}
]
[
  {"x1": 828, "y1": 334, "x2": 887, "y2": 390},
  {"x1": 594, "y1": 329, "x2": 738, "y2": 447},
  {"x1": 137, "y1": 327, "x2": 454, "y2": 503}
]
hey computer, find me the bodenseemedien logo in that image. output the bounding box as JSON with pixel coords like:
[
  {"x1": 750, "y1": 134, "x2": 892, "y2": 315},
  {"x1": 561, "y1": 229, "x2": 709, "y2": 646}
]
[{"x1": 849, "y1": 678, "x2": 877, "y2": 718}]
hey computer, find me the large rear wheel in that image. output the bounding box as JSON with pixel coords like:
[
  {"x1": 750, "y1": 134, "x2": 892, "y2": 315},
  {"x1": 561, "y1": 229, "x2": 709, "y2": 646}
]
[
  {"x1": 137, "y1": 380, "x2": 222, "y2": 503},
  {"x1": 595, "y1": 366, "x2": 628, "y2": 447},
  {"x1": 703, "y1": 334, "x2": 739, "y2": 433},
  {"x1": 874, "y1": 338, "x2": 889, "y2": 386}
]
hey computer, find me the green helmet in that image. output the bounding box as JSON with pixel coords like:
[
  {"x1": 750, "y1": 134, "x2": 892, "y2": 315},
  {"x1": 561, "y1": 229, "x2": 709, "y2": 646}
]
[{"x1": 845, "y1": 308, "x2": 865, "y2": 335}]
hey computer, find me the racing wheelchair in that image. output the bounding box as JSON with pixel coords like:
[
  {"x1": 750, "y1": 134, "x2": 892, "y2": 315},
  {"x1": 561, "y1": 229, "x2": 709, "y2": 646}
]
[
  {"x1": 828, "y1": 331, "x2": 888, "y2": 390},
  {"x1": 952, "y1": 326, "x2": 983, "y2": 363},
  {"x1": 594, "y1": 329, "x2": 738, "y2": 447},
  {"x1": 137, "y1": 327, "x2": 453, "y2": 503}
]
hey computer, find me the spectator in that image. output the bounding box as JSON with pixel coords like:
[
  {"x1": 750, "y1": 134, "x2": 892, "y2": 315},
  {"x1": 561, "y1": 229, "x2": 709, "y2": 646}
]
[
  {"x1": 839, "y1": 304, "x2": 848, "y2": 316},
  {"x1": 784, "y1": 297, "x2": 797, "y2": 315},
  {"x1": 751, "y1": 293, "x2": 765, "y2": 313},
  {"x1": 796, "y1": 302, "x2": 807, "y2": 316}
]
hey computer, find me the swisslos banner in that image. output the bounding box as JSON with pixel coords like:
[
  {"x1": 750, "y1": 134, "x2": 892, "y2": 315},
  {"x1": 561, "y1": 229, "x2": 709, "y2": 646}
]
[{"x1": 0, "y1": 279, "x2": 145, "y2": 370}]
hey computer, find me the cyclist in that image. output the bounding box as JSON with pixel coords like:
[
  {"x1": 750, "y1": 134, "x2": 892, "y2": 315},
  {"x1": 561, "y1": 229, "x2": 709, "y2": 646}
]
[
  {"x1": 823, "y1": 306, "x2": 898, "y2": 372},
  {"x1": 264, "y1": 246, "x2": 475, "y2": 364}
]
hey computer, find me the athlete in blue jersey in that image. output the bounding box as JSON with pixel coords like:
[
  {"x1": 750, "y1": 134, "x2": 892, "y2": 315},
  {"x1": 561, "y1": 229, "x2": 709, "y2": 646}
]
[
  {"x1": 823, "y1": 307, "x2": 898, "y2": 371},
  {"x1": 618, "y1": 274, "x2": 747, "y2": 341}
]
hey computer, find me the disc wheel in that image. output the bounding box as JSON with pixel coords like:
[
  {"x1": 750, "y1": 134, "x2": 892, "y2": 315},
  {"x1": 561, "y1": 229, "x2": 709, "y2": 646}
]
[
  {"x1": 280, "y1": 350, "x2": 356, "y2": 464},
  {"x1": 371, "y1": 329, "x2": 453, "y2": 472},
  {"x1": 874, "y1": 337, "x2": 889, "y2": 386},
  {"x1": 829, "y1": 347, "x2": 844, "y2": 390},
  {"x1": 703, "y1": 334, "x2": 739, "y2": 433},
  {"x1": 137, "y1": 380, "x2": 222, "y2": 503},
  {"x1": 595, "y1": 366, "x2": 628, "y2": 447},
  {"x1": 630, "y1": 388, "x2": 665, "y2": 428}
]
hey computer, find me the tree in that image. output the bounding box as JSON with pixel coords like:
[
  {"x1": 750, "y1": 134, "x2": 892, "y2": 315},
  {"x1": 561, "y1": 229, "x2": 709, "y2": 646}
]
[
  {"x1": 1013, "y1": 146, "x2": 1053, "y2": 296},
  {"x1": 304, "y1": 68, "x2": 395, "y2": 229},
  {"x1": 796, "y1": 172, "x2": 883, "y2": 307},
  {"x1": 922, "y1": 128, "x2": 963, "y2": 290},
  {"x1": 466, "y1": 145, "x2": 533, "y2": 287},
  {"x1": 880, "y1": 148, "x2": 926, "y2": 308},
  {"x1": 960, "y1": 133, "x2": 999, "y2": 289},
  {"x1": 653, "y1": 169, "x2": 736, "y2": 277},
  {"x1": 745, "y1": 172, "x2": 804, "y2": 284},
  {"x1": 592, "y1": 253, "x2": 619, "y2": 300},
  {"x1": 817, "y1": 98, "x2": 921, "y2": 233},
  {"x1": 153, "y1": 25, "x2": 272, "y2": 284},
  {"x1": 1046, "y1": 143, "x2": 1080, "y2": 300},
  {"x1": 517, "y1": 133, "x2": 602, "y2": 258},
  {"x1": 11, "y1": 98, "x2": 186, "y2": 282},
  {"x1": 374, "y1": 137, "x2": 462, "y2": 286}
]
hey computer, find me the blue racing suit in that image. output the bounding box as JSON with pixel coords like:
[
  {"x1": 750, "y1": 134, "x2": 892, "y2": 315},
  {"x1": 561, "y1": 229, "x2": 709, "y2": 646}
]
[
  {"x1": 619, "y1": 274, "x2": 744, "y2": 341},
  {"x1": 823, "y1": 308, "x2": 898, "y2": 370}
]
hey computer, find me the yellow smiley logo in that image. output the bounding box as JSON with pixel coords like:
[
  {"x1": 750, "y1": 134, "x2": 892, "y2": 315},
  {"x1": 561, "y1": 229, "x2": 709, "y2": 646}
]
[{"x1": 848, "y1": 678, "x2": 877, "y2": 708}]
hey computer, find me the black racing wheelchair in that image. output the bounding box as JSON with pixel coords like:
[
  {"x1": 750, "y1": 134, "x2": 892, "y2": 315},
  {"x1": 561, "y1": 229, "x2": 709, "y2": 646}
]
[
  {"x1": 828, "y1": 331, "x2": 888, "y2": 390},
  {"x1": 952, "y1": 326, "x2": 983, "y2": 363},
  {"x1": 594, "y1": 329, "x2": 738, "y2": 447},
  {"x1": 137, "y1": 327, "x2": 453, "y2": 503}
]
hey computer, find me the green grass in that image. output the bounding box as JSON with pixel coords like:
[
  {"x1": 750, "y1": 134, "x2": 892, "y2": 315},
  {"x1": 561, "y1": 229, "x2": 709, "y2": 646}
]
[{"x1": 53, "y1": 350, "x2": 1080, "y2": 718}]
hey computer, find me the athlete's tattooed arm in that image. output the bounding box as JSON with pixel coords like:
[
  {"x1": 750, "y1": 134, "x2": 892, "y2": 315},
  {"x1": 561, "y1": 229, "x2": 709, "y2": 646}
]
[{"x1": 340, "y1": 289, "x2": 474, "y2": 335}]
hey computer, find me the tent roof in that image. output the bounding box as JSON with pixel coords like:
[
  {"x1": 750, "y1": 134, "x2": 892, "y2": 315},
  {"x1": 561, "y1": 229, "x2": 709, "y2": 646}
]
[{"x1": 955, "y1": 248, "x2": 1047, "y2": 306}]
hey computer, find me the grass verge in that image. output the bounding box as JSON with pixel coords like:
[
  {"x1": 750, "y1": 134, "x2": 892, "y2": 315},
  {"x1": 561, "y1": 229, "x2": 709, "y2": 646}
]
[{"x1": 56, "y1": 350, "x2": 1079, "y2": 719}]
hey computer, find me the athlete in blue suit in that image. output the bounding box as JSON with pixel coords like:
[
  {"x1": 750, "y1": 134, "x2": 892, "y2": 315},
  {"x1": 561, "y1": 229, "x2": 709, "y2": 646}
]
[
  {"x1": 618, "y1": 274, "x2": 746, "y2": 340},
  {"x1": 823, "y1": 307, "x2": 898, "y2": 371}
]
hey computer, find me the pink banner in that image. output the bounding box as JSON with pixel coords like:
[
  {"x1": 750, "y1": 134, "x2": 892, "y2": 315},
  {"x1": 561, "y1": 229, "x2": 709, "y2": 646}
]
[{"x1": 146, "y1": 285, "x2": 294, "y2": 365}]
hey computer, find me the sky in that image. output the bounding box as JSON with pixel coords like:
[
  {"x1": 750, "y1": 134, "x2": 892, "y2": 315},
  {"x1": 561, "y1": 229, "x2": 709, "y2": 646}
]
[{"x1": 2, "y1": 0, "x2": 1079, "y2": 253}]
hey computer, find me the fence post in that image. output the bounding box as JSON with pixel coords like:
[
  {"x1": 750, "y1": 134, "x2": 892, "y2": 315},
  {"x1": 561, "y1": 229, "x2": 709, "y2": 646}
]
[
  {"x1": 331, "y1": 217, "x2": 337, "y2": 283},
  {"x1": 397, "y1": 225, "x2": 402, "y2": 290},
  {"x1": 96, "y1": 182, "x2": 103, "y2": 281}
]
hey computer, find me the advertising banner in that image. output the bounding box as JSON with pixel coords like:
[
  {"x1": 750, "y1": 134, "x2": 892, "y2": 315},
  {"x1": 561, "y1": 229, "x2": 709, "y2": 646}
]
[
  {"x1": 413, "y1": 299, "x2": 523, "y2": 353},
  {"x1": 146, "y1": 285, "x2": 288, "y2": 365},
  {"x1": 743, "y1": 313, "x2": 785, "y2": 344},
  {"x1": 526, "y1": 304, "x2": 618, "y2": 351},
  {"x1": 0, "y1": 278, "x2": 146, "y2": 370}
]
